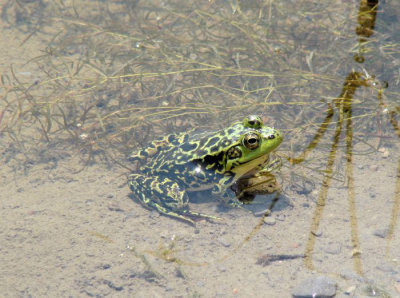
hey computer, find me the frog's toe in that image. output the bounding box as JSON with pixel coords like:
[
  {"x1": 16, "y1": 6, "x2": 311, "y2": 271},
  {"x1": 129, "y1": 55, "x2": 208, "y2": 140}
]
[
  {"x1": 186, "y1": 210, "x2": 225, "y2": 223},
  {"x1": 147, "y1": 201, "x2": 223, "y2": 225},
  {"x1": 148, "y1": 201, "x2": 197, "y2": 225}
]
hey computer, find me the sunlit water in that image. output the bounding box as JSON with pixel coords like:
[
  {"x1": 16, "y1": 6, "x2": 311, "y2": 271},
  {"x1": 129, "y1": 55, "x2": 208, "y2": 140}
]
[{"x1": 1, "y1": 0, "x2": 399, "y2": 296}]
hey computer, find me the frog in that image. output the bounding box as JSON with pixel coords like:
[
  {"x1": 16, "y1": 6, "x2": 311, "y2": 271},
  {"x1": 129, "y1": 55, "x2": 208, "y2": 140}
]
[{"x1": 128, "y1": 115, "x2": 283, "y2": 225}]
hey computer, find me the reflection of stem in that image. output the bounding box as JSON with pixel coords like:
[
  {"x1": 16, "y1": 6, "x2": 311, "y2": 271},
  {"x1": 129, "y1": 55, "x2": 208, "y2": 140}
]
[
  {"x1": 290, "y1": 73, "x2": 369, "y2": 165},
  {"x1": 354, "y1": 0, "x2": 379, "y2": 63},
  {"x1": 355, "y1": 0, "x2": 379, "y2": 40},
  {"x1": 304, "y1": 105, "x2": 343, "y2": 270},
  {"x1": 305, "y1": 72, "x2": 367, "y2": 275},
  {"x1": 386, "y1": 159, "x2": 400, "y2": 256},
  {"x1": 289, "y1": 105, "x2": 334, "y2": 165},
  {"x1": 389, "y1": 111, "x2": 400, "y2": 139},
  {"x1": 345, "y1": 99, "x2": 363, "y2": 275},
  {"x1": 341, "y1": 72, "x2": 366, "y2": 275},
  {"x1": 386, "y1": 112, "x2": 400, "y2": 255}
]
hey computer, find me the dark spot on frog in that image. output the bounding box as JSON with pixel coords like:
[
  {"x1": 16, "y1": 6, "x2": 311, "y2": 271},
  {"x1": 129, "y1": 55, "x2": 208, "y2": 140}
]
[
  {"x1": 180, "y1": 142, "x2": 197, "y2": 152},
  {"x1": 205, "y1": 137, "x2": 219, "y2": 147}
]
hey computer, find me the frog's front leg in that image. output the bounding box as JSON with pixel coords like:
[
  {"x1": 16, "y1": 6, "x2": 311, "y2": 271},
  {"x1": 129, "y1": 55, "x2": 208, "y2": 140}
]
[
  {"x1": 211, "y1": 181, "x2": 247, "y2": 210},
  {"x1": 128, "y1": 174, "x2": 220, "y2": 225}
]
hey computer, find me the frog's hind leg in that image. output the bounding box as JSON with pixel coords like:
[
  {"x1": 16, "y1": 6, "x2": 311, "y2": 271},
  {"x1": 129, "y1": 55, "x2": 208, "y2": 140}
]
[{"x1": 128, "y1": 174, "x2": 221, "y2": 225}]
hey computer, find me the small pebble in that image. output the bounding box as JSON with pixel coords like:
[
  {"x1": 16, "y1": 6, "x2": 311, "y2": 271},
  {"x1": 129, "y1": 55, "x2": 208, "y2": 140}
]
[
  {"x1": 263, "y1": 216, "x2": 276, "y2": 225},
  {"x1": 376, "y1": 263, "x2": 397, "y2": 274},
  {"x1": 18, "y1": 71, "x2": 32, "y2": 76},
  {"x1": 370, "y1": 165, "x2": 379, "y2": 171},
  {"x1": 197, "y1": 281, "x2": 205, "y2": 287},
  {"x1": 218, "y1": 237, "x2": 231, "y2": 247},
  {"x1": 340, "y1": 269, "x2": 364, "y2": 282},
  {"x1": 123, "y1": 212, "x2": 136, "y2": 221},
  {"x1": 394, "y1": 283, "x2": 400, "y2": 294},
  {"x1": 373, "y1": 228, "x2": 389, "y2": 238},
  {"x1": 344, "y1": 285, "x2": 356, "y2": 295},
  {"x1": 360, "y1": 284, "x2": 390, "y2": 297},
  {"x1": 103, "y1": 279, "x2": 123, "y2": 291},
  {"x1": 311, "y1": 229, "x2": 322, "y2": 237},
  {"x1": 324, "y1": 242, "x2": 341, "y2": 255},
  {"x1": 292, "y1": 275, "x2": 337, "y2": 298},
  {"x1": 149, "y1": 211, "x2": 160, "y2": 219},
  {"x1": 108, "y1": 202, "x2": 123, "y2": 212},
  {"x1": 254, "y1": 209, "x2": 271, "y2": 217},
  {"x1": 217, "y1": 265, "x2": 227, "y2": 272},
  {"x1": 378, "y1": 147, "x2": 390, "y2": 158},
  {"x1": 291, "y1": 182, "x2": 313, "y2": 194},
  {"x1": 275, "y1": 214, "x2": 286, "y2": 221}
]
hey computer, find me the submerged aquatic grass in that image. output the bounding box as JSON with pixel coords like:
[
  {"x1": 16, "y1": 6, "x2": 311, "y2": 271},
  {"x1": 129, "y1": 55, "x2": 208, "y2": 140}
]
[
  {"x1": 0, "y1": 0, "x2": 398, "y2": 200},
  {"x1": 0, "y1": 7, "x2": 397, "y2": 182}
]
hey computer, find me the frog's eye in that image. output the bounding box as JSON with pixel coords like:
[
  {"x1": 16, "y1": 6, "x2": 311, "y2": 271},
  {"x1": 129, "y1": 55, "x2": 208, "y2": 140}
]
[
  {"x1": 243, "y1": 133, "x2": 261, "y2": 150},
  {"x1": 243, "y1": 115, "x2": 263, "y2": 129}
]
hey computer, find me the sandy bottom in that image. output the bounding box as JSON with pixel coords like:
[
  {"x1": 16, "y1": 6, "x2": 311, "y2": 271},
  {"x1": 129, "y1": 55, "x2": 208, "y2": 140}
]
[
  {"x1": 1, "y1": 146, "x2": 399, "y2": 297},
  {"x1": 1, "y1": 8, "x2": 400, "y2": 297}
]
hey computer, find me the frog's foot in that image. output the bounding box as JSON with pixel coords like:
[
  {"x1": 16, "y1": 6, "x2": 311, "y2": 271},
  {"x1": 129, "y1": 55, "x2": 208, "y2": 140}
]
[
  {"x1": 226, "y1": 199, "x2": 253, "y2": 214},
  {"x1": 212, "y1": 184, "x2": 251, "y2": 213},
  {"x1": 144, "y1": 200, "x2": 196, "y2": 225},
  {"x1": 146, "y1": 200, "x2": 224, "y2": 225},
  {"x1": 129, "y1": 174, "x2": 222, "y2": 225},
  {"x1": 185, "y1": 210, "x2": 225, "y2": 224}
]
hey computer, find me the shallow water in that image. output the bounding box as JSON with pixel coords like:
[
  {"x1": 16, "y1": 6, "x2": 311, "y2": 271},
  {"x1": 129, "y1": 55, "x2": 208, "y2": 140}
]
[{"x1": 1, "y1": 0, "x2": 399, "y2": 297}]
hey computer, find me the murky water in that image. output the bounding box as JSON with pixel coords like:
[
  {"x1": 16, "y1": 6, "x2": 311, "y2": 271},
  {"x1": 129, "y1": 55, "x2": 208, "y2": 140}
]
[{"x1": 1, "y1": 0, "x2": 399, "y2": 296}]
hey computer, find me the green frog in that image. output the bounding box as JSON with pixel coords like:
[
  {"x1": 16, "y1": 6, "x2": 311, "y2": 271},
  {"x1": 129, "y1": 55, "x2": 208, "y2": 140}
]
[{"x1": 128, "y1": 115, "x2": 283, "y2": 224}]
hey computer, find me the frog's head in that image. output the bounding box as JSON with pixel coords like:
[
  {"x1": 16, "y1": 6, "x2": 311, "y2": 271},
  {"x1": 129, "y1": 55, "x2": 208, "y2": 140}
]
[
  {"x1": 194, "y1": 115, "x2": 283, "y2": 179},
  {"x1": 224, "y1": 125, "x2": 283, "y2": 176}
]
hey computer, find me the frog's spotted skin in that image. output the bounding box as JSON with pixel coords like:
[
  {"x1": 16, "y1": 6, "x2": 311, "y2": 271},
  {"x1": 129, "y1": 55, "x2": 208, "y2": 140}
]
[{"x1": 128, "y1": 115, "x2": 283, "y2": 224}]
